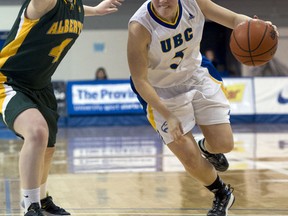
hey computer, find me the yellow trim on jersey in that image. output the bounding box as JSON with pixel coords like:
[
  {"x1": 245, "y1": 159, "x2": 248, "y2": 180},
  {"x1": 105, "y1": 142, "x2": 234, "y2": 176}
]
[
  {"x1": 0, "y1": 16, "x2": 38, "y2": 113},
  {"x1": 209, "y1": 75, "x2": 228, "y2": 98},
  {"x1": 150, "y1": 4, "x2": 179, "y2": 25},
  {"x1": 221, "y1": 84, "x2": 229, "y2": 99},
  {"x1": 0, "y1": 16, "x2": 39, "y2": 68},
  {"x1": 147, "y1": 104, "x2": 157, "y2": 130},
  {"x1": 0, "y1": 73, "x2": 7, "y2": 83},
  {"x1": 0, "y1": 72, "x2": 7, "y2": 114},
  {"x1": 63, "y1": 0, "x2": 77, "y2": 10},
  {"x1": 63, "y1": 0, "x2": 76, "y2": 4},
  {"x1": 209, "y1": 74, "x2": 222, "y2": 85}
]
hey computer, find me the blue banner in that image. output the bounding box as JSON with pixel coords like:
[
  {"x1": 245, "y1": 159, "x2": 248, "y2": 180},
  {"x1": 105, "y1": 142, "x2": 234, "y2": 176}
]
[
  {"x1": 66, "y1": 80, "x2": 144, "y2": 115},
  {"x1": 0, "y1": 31, "x2": 9, "y2": 50}
]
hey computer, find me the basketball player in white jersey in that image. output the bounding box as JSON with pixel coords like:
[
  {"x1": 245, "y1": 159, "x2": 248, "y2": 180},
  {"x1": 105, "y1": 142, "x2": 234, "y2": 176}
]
[{"x1": 127, "y1": 0, "x2": 277, "y2": 215}]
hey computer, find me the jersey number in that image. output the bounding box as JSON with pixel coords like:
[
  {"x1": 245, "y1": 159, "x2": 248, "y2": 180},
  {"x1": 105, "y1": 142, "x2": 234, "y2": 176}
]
[
  {"x1": 170, "y1": 48, "x2": 187, "y2": 69},
  {"x1": 49, "y1": 38, "x2": 73, "y2": 63}
]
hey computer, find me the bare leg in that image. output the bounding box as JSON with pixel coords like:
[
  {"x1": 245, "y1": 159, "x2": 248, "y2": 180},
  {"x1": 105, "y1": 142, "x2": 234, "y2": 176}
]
[
  {"x1": 199, "y1": 123, "x2": 234, "y2": 154},
  {"x1": 41, "y1": 147, "x2": 55, "y2": 185},
  {"x1": 167, "y1": 132, "x2": 217, "y2": 186},
  {"x1": 15, "y1": 109, "x2": 49, "y2": 190}
]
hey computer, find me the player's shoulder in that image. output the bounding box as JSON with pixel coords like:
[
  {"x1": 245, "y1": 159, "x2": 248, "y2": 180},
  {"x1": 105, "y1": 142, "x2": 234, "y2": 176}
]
[
  {"x1": 26, "y1": 0, "x2": 57, "y2": 20},
  {"x1": 129, "y1": 1, "x2": 150, "y2": 28}
]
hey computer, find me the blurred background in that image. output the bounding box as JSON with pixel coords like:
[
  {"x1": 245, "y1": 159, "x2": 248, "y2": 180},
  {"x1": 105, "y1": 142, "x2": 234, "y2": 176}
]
[
  {"x1": 1, "y1": 0, "x2": 288, "y2": 80},
  {"x1": 0, "y1": 1, "x2": 287, "y2": 215},
  {"x1": 1, "y1": 0, "x2": 287, "y2": 125}
]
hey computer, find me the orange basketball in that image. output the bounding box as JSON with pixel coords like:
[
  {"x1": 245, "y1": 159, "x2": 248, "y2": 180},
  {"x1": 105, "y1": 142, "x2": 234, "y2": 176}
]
[{"x1": 229, "y1": 19, "x2": 278, "y2": 66}]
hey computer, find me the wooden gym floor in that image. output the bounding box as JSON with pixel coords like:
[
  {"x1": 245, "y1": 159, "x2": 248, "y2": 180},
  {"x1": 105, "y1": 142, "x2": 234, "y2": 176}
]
[{"x1": 0, "y1": 124, "x2": 287, "y2": 216}]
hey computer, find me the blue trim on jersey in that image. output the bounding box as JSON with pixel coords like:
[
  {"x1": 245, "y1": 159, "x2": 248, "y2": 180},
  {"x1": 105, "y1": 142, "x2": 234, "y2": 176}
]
[
  {"x1": 147, "y1": 0, "x2": 182, "y2": 29},
  {"x1": 130, "y1": 77, "x2": 148, "y2": 114},
  {"x1": 201, "y1": 55, "x2": 223, "y2": 82}
]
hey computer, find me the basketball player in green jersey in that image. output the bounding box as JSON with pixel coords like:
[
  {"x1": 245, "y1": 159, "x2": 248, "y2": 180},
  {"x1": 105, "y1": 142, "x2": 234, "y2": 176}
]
[{"x1": 0, "y1": 0, "x2": 123, "y2": 215}]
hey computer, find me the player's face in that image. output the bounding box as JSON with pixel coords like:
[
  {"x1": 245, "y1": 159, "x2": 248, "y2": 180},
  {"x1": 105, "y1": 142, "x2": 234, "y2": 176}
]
[{"x1": 151, "y1": 0, "x2": 178, "y2": 22}]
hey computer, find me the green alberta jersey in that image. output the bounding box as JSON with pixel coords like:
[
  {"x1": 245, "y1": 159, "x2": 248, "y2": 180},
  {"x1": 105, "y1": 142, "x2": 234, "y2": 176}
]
[{"x1": 0, "y1": 0, "x2": 84, "y2": 89}]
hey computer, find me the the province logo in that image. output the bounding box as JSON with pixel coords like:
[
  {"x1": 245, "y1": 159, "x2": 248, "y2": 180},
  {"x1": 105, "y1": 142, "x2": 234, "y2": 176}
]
[{"x1": 225, "y1": 83, "x2": 245, "y2": 102}]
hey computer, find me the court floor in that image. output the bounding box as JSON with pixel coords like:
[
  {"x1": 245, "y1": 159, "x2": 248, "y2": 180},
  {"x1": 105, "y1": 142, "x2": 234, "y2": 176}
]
[{"x1": 0, "y1": 124, "x2": 288, "y2": 215}]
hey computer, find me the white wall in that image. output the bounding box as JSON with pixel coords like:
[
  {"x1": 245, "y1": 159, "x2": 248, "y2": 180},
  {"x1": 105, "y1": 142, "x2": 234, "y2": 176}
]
[
  {"x1": 0, "y1": 6, "x2": 130, "y2": 81},
  {"x1": 0, "y1": 6, "x2": 20, "y2": 30},
  {"x1": 53, "y1": 30, "x2": 130, "y2": 81},
  {"x1": 1, "y1": 5, "x2": 287, "y2": 80},
  {"x1": 274, "y1": 28, "x2": 288, "y2": 67}
]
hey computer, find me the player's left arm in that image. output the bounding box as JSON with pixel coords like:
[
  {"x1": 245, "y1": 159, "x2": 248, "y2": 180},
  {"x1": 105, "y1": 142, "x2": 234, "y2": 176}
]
[
  {"x1": 196, "y1": 0, "x2": 278, "y2": 35},
  {"x1": 196, "y1": 0, "x2": 251, "y2": 29},
  {"x1": 84, "y1": 0, "x2": 124, "y2": 16}
]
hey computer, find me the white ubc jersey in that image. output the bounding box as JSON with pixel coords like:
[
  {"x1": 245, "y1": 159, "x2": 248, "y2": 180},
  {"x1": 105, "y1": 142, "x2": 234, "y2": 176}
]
[{"x1": 129, "y1": 0, "x2": 207, "y2": 88}]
